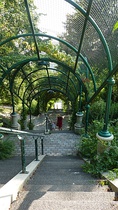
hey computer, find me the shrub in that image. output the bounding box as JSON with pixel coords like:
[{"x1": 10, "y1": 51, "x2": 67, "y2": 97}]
[
  {"x1": 89, "y1": 99, "x2": 105, "y2": 123},
  {"x1": 110, "y1": 102, "x2": 118, "y2": 121},
  {"x1": 0, "y1": 139, "x2": 15, "y2": 160},
  {"x1": 78, "y1": 120, "x2": 118, "y2": 177},
  {"x1": 27, "y1": 121, "x2": 34, "y2": 130},
  {"x1": 79, "y1": 137, "x2": 97, "y2": 159}
]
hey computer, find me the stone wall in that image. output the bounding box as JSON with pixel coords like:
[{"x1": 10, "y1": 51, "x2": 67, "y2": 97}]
[{"x1": 8, "y1": 133, "x2": 80, "y2": 156}]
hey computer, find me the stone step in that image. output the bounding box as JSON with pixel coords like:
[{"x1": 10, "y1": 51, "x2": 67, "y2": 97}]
[
  {"x1": 22, "y1": 199, "x2": 117, "y2": 210},
  {"x1": 25, "y1": 184, "x2": 109, "y2": 192},
  {"x1": 27, "y1": 176, "x2": 104, "y2": 186},
  {"x1": 21, "y1": 191, "x2": 115, "y2": 202}
]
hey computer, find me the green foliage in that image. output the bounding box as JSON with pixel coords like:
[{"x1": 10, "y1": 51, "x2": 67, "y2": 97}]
[
  {"x1": 113, "y1": 21, "x2": 118, "y2": 32},
  {"x1": 20, "y1": 107, "x2": 28, "y2": 120},
  {"x1": 60, "y1": 0, "x2": 118, "y2": 68},
  {"x1": 30, "y1": 100, "x2": 38, "y2": 116},
  {"x1": 69, "y1": 99, "x2": 78, "y2": 130},
  {"x1": 0, "y1": 139, "x2": 15, "y2": 159},
  {"x1": 78, "y1": 120, "x2": 118, "y2": 177},
  {"x1": 88, "y1": 99, "x2": 105, "y2": 123},
  {"x1": 106, "y1": 168, "x2": 118, "y2": 180},
  {"x1": 18, "y1": 107, "x2": 28, "y2": 130},
  {"x1": 82, "y1": 143, "x2": 118, "y2": 177},
  {"x1": 85, "y1": 100, "x2": 118, "y2": 125},
  {"x1": 79, "y1": 137, "x2": 97, "y2": 159},
  {"x1": 1, "y1": 116, "x2": 11, "y2": 128},
  {"x1": 39, "y1": 41, "x2": 76, "y2": 68},
  {"x1": 27, "y1": 121, "x2": 34, "y2": 130},
  {"x1": 110, "y1": 102, "x2": 118, "y2": 121}
]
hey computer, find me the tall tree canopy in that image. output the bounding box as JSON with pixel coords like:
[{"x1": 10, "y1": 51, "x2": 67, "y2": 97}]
[{"x1": 59, "y1": 0, "x2": 118, "y2": 69}]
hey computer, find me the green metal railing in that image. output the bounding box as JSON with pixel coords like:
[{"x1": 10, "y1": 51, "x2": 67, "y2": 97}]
[{"x1": 0, "y1": 127, "x2": 44, "y2": 173}]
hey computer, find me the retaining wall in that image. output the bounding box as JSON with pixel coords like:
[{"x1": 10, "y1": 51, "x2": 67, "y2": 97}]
[{"x1": 8, "y1": 133, "x2": 80, "y2": 156}]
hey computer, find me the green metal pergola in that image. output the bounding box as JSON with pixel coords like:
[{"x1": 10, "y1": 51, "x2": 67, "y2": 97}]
[{"x1": 0, "y1": 0, "x2": 118, "y2": 138}]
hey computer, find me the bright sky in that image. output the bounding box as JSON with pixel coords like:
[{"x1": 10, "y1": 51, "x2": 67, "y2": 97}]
[{"x1": 34, "y1": 0, "x2": 73, "y2": 36}]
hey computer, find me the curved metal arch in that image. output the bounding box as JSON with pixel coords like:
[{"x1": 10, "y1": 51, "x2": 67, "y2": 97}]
[
  {"x1": 65, "y1": 0, "x2": 113, "y2": 71},
  {"x1": 7, "y1": 57, "x2": 87, "y2": 93},
  {"x1": 28, "y1": 83, "x2": 76, "y2": 104},
  {"x1": 0, "y1": 33, "x2": 96, "y2": 91},
  {"x1": 22, "y1": 76, "x2": 77, "y2": 98},
  {"x1": 17, "y1": 67, "x2": 79, "y2": 97},
  {"x1": 0, "y1": 59, "x2": 31, "y2": 84},
  {"x1": 0, "y1": 64, "x2": 6, "y2": 73},
  {"x1": 8, "y1": 58, "x2": 87, "y2": 102},
  {"x1": 23, "y1": 77, "x2": 77, "y2": 105},
  {"x1": 30, "y1": 88, "x2": 75, "y2": 108},
  {"x1": 19, "y1": 76, "x2": 78, "y2": 102}
]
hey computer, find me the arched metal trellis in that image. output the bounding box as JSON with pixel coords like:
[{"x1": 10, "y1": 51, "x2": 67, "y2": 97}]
[{"x1": 0, "y1": 0, "x2": 118, "y2": 138}]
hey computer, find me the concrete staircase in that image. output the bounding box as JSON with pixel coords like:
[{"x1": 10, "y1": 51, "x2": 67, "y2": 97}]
[{"x1": 10, "y1": 156, "x2": 118, "y2": 210}]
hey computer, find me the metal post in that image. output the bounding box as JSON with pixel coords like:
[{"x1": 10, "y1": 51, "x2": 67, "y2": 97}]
[
  {"x1": 18, "y1": 135, "x2": 27, "y2": 174},
  {"x1": 79, "y1": 85, "x2": 82, "y2": 112},
  {"x1": 41, "y1": 136, "x2": 44, "y2": 155},
  {"x1": 46, "y1": 113, "x2": 48, "y2": 132},
  {"x1": 97, "y1": 78, "x2": 115, "y2": 140},
  {"x1": 85, "y1": 104, "x2": 90, "y2": 137},
  {"x1": 20, "y1": 138, "x2": 26, "y2": 173},
  {"x1": 35, "y1": 138, "x2": 38, "y2": 161}
]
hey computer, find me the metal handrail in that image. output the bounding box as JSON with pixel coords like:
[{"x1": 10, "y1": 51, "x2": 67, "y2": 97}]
[
  {"x1": 0, "y1": 127, "x2": 44, "y2": 173},
  {"x1": 0, "y1": 126, "x2": 43, "y2": 137}
]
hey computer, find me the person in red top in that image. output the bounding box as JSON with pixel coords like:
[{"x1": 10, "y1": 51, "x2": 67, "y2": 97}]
[{"x1": 56, "y1": 114, "x2": 63, "y2": 130}]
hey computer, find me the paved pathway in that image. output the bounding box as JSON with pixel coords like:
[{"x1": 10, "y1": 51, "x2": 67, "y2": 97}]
[
  {"x1": 29, "y1": 112, "x2": 71, "y2": 132},
  {"x1": 10, "y1": 156, "x2": 118, "y2": 210},
  {"x1": 0, "y1": 156, "x2": 34, "y2": 188},
  {"x1": 0, "y1": 112, "x2": 118, "y2": 209}
]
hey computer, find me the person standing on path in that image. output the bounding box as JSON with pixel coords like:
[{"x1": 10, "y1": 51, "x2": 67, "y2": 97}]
[{"x1": 56, "y1": 114, "x2": 63, "y2": 130}]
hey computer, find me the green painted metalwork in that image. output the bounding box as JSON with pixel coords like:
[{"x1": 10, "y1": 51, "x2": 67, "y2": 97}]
[
  {"x1": 84, "y1": 104, "x2": 90, "y2": 137},
  {"x1": 24, "y1": 0, "x2": 40, "y2": 60},
  {"x1": 73, "y1": 0, "x2": 93, "y2": 73},
  {"x1": 98, "y1": 78, "x2": 115, "y2": 138},
  {"x1": 45, "y1": 65, "x2": 51, "y2": 90},
  {"x1": 78, "y1": 85, "x2": 82, "y2": 112},
  {"x1": 8, "y1": 59, "x2": 81, "y2": 110},
  {"x1": 0, "y1": 59, "x2": 31, "y2": 84},
  {"x1": 0, "y1": 57, "x2": 84, "y2": 90},
  {"x1": 0, "y1": 0, "x2": 117, "y2": 139},
  {"x1": 88, "y1": 64, "x2": 118, "y2": 104},
  {"x1": 19, "y1": 136, "x2": 27, "y2": 173},
  {"x1": 35, "y1": 138, "x2": 38, "y2": 161},
  {"x1": 0, "y1": 33, "x2": 96, "y2": 92},
  {"x1": 25, "y1": 78, "x2": 77, "y2": 104},
  {"x1": 19, "y1": 73, "x2": 79, "y2": 101},
  {"x1": 18, "y1": 68, "x2": 79, "y2": 94},
  {"x1": 29, "y1": 88, "x2": 75, "y2": 113},
  {"x1": 7, "y1": 57, "x2": 87, "y2": 112},
  {"x1": 66, "y1": 0, "x2": 113, "y2": 71}
]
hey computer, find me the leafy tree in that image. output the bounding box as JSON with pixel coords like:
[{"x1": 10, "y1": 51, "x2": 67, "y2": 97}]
[
  {"x1": 0, "y1": 0, "x2": 41, "y2": 65},
  {"x1": 0, "y1": 0, "x2": 41, "y2": 105},
  {"x1": 59, "y1": 0, "x2": 118, "y2": 68},
  {"x1": 58, "y1": 0, "x2": 118, "y2": 103}
]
